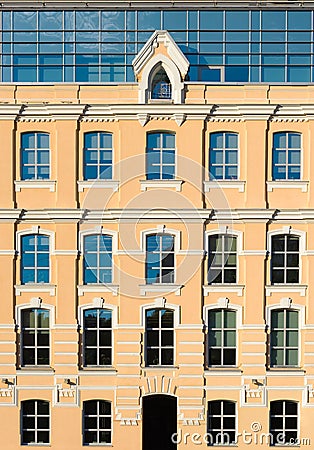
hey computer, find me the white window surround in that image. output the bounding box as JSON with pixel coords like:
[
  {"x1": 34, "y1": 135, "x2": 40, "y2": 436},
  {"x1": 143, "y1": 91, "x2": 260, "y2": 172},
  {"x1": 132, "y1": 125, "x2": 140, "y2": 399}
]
[
  {"x1": 79, "y1": 228, "x2": 118, "y2": 254},
  {"x1": 78, "y1": 284, "x2": 119, "y2": 297},
  {"x1": 204, "y1": 180, "x2": 245, "y2": 193},
  {"x1": 15, "y1": 180, "x2": 56, "y2": 192},
  {"x1": 15, "y1": 284, "x2": 56, "y2": 296},
  {"x1": 140, "y1": 179, "x2": 183, "y2": 192},
  {"x1": 267, "y1": 180, "x2": 309, "y2": 192},
  {"x1": 77, "y1": 180, "x2": 119, "y2": 192},
  {"x1": 204, "y1": 229, "x2": 243, "y2": 293},
  {"x1": 15, "y1": 301, "x2": 55, "y2": 329},
  {"x1": 78, "y1": 299, "x2": 118, "y2": 329},
  {"x1": 139, "y1": 284, "x2": 183, "y2": 296},
  {"x1": 140, "y1": 298, "x2": 180, "y2": 328},
  {"x1": 203, "y1": 301, "x2": 243, "y2": 329},
  {"x1": 132, "y1": 30, "x2": 189, "y2": 104},
  {"x1": 267, "y1": 228, "x2": 306, "y2": 254},
  {"x1": 267, "y1": 228, "x2": 306, "y2": 290},
  {"x1": 266, "y1": 301, "x2": 304, "y2": 368},
  {"x1": 16, "y1": 228, "x2": 55, "y2": 255},
  {"x1": 140, "y1": 227, "x2": 181, "y2": 253}
]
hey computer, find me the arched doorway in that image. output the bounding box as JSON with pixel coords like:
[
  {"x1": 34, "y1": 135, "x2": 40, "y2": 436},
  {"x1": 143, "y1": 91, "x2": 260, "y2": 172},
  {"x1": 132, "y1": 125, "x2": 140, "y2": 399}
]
[{"x1": 142, "y1": 394, "x2": 177, "y2": 450}]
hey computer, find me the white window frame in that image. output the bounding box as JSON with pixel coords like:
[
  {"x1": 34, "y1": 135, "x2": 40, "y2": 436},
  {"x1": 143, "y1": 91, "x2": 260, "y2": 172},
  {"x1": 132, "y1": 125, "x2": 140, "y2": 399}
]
[
  {"x1": 269, "y1": 400, "x2": 299, "y2": 446},
  {"x1": 272, "y1": 131, "x2": 302, "y2": 182},
  {"x1": 267, "y1": 229, "x2": 306, "y2": 286},
  {"x1": 82, "y1": 400, "x2": 112, "y2": 445},
  {"x1": 83, "y1": 131, "x2": 114, "y2": 181},
  {"x1": 20, "y1": 131, "x2": 51, "y2": 181},
  {"x1": 144, "y1": 308, "x2": 175, "y2": 367},
  {"x1": 266, "y1": 301, "x2": 304, "y2": 369},
  {"x1": 16, "y1": 302, "x2": 54, "y2": 369},
  {"x1": 146, "y1": 131, "x2": 176, "y2": 181},
  {"x1": 209, "y1": 131, "x2": 239, "y2": 181},
  {"x1": 207, "y1": 399, "x2": 237, "y2": 446},
  {"x1": 78, "y1": 300, "x2": 118, "y2": 368},
  {"x1": 21, "y1": 399, "x2": 50, "y2": 445}
]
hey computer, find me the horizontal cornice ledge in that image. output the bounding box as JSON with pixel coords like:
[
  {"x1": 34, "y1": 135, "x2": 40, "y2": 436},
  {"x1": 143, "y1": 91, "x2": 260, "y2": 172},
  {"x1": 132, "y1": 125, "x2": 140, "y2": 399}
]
[
  {"x1": 211, "y1": 209, "x2": 276, "y2": 222},
  {"x1": 0, "y1": 105, "x2": 23, "y2": 119},
  {"x1": 17, "y1": 104, "x2": 87, "y2": 121},
  {"x1": 211, "y1": 105, "x2": 278, "y2": 121}
]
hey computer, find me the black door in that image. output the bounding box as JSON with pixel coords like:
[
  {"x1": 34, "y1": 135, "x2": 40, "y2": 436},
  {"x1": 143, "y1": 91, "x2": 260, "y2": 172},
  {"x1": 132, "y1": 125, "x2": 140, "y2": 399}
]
[{"x1": 142, "y1": 394, "x2": 177, "y2": 450}]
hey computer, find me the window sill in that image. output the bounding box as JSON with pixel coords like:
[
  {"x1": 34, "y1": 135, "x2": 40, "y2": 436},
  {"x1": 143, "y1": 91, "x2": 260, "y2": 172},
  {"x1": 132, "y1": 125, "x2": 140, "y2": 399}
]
[
  {"x1": 142, "y1": 366, "x2": 179, "y2": 371},
  {"x1": 15, "y1": 284, "x2": 56, "y2": 296},
  {"x1": 14, "y1": 180, "x2": 56, "y2": 192},
  {"x1": 139, "y1": 284, "x2": 183, "y2": 296},
  {"x1": 203, "y1": 284, "x2": 244, "y2": 297},
  {"x1": 204, "y1": 180, "x2": 245, "y2": 193},
  {"x1": 204, "y1": 368, "x2": 243, "y2": 375},
  {"x1": 140, "y1": 180, "x2": 183, "y2": 192},
  {"x1": 17, "y1": 367, "x2": 55, "y2": 373},
  {"x1": 77, "y1": 180, "x2": 119, "y2": 192},
  {"x1": 265, "y1": 285, "x2": 307, "y2": 297},
  {"x1": 267, "y1": 180, "x2": 309, "y2": 192},
  {"x1": 267, "y1": 368, "x2": 305, "y2": 375},
  {"x1": 77, "y1": 284, "x2": 119, "y2": 296},
  {"x1": 80, "y1": 366, "x2": 117, "y2": 374}
]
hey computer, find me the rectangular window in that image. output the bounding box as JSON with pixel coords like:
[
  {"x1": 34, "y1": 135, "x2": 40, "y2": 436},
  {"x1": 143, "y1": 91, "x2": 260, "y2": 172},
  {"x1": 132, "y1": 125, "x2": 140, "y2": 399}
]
[
  {"x1": 146, "y1": 308, "x2": 174, "y2": 366},
  {"x1": 83, "y1": 309, "x2": 112, "y2": 366},
  {"x1": 83, "y1": 400, "x2": 112, "y2": 445},
  {"x1": 209, "y1": 132, "x2": 239, "y2": 180},
  {"x1": 270, "y1": 309, "x2": 299, "y2": 367},
  {"x1": 83, "y1": 132, "x2": 113, "y2": 180},
  {"x1": 207, "y1": 400, "x2": 236, "y2": 446},
  {"x1": 272, "y1": 132, "x2": 301, "y2": 180},
  {"x1": 146, "y1": 234, "x2": 175, "y2": 284},
  {"x1": 22, "y1": 400, "x2": 50, "y2": 445},
  {"x1": 208, "y1": 235, "x2": 237, "y2": 284},
  {"x1": 21, "y1": 132, "x2": 50, "y2": 181},
  {"x1": 83, "y1": 234, "x2": 113, "y2": 284},
  {"x1": 146, "y1": 132, "x2": 175, "y2": 180},
  {"x1": 21, "y1": 308, "x2": 50, "y2": 366},
  {"x1": 21, "y1": 234, "x2": 50, "y2": 284},
  {"x1": 208, "y1": 309, "x2": 236, "y2": 367},
  {"x1": 271, "y1": 235, "x2": 299, "y2": 284},
  {"x1": 270, "y1": 401, "x2": 298, "y2": 446}
]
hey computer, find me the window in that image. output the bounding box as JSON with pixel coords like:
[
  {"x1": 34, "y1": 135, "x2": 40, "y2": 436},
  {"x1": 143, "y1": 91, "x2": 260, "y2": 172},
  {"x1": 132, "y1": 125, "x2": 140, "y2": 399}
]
[
  {"x1": 207, "y1": 400, "x2": 236, "y2": 446},
  {"x1": 146, "y1": 132, "x2": 175, "y2": 180},
  {"x1": 271, "y1": 235, "x2": 299, "y2": 284},
  {"x1": 272, "y1": 132, "x2": 301, "y2": 180},
  {"x1": 21, "y1": 308, "x2": 50, "y2": 366},
  {"x1": 83, "y1": 400, "x2": 112, "y2": 445},
  {"x1": 21, "y1": 132, "x2": 50, "y2": 180},
  {"x1": 83, "y1": 132, "x2": 113, "y2": 180},
  {"x1": 151, "y1": 67, "x2": 172, "y2": 100},
  {"x1": 209, "y1": 132, "x2": 238, "y2": 180},
  {"x1": 83, "y1": 309, "x2": 112, "y2": 366},
  {"x1": 208, "y1": 234, "x2": 237, "y2": 284},
  {"x1": 270, "y1": 309, "x2": 299, "y2": 367},
  {"x1": 21, "y1": 234, "x2": 50, "y2": 284},
  {"x1": 270, "y1": 400, "x2": 298, "y2": 446},
  {"x1": 21, "y1": 400, "x2": 50, "y2": 445},
  {"x1": 146, "y1": 234, "x2": 175, "y2": 284},
  {"x1": 83, "y1": 234, "x2": 113, "y2": 284},
  {"x1": 145, "y1": 308, "x2": 174, "y2": 366},
  {"x1": 208, "y1": 309, "x2": 236, "y2": 367}
]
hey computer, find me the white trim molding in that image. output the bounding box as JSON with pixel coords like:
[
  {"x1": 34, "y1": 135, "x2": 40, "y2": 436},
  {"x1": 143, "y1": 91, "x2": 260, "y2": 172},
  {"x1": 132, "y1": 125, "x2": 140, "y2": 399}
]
[
  {"x1": 15, "y1": 284, "x2": 56, "y2": 296},
  {"x1": 133, "y1": 30, "x2": 189, "y2": 104},
  {"x1": 203, "y1": 301, "x2": 243, "y2": 328},
  {"x1": 267, "y1": 228, "x2": 306, "y2": 255},
  {"x1": 77, "y1": 180, "x2": 119, "y2": 192},
  {"x1": 140, "y1": 298, "x2": 180, "y2": 328},
  {"x1": 265, "y1": 285, "x2": 307, "y2": 297},
  {"x1": 204, "y1": 180, "x2": 245, "y2": 193},
  {"x1": 140, "y1": 227, "x2": 181, "y2": 253},
  {"x1": 14, "y1": 180, "x2": 56, "y2": 192},
  {"x1": 78, "y1": 299, "x2": 118, "y2": 329},
  {"x1": 79, "y1": 228, "x2": 118, "y2": 254},
  {"x1": 139, "y1": 284, "x2": 183, "y2": 296},
  {"x1": 203, "y1": 285, "x2": 244, "y2": 297},
  {"x1": 140, "y1": 180, "x2": 183, "y2": 192},
  {"x1": 16, "y1": 228, "x2": 55, "y2": 255},
  {"x1": 267, "y1": 181, "x2": 309, "y2": 193},
  {"x1": 15, "y1": 301, "x2": 55, "y2": 329},
  {"x1": 77, "y1": 284, "x2": 119, "y2": 297}
]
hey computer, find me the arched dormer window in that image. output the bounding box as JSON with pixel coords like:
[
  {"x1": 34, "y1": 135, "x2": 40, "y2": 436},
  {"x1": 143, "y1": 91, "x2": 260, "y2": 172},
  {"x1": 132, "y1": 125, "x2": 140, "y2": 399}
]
[{"x1": 151, "y1": 67, "x2": 172, "y2": 100}]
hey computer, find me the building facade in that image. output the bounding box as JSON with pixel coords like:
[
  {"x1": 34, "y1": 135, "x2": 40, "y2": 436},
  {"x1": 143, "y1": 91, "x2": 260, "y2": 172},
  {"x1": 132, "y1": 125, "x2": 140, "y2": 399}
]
[{"x1": 1, "y1": 1, "x2": 314, "y2": 449}]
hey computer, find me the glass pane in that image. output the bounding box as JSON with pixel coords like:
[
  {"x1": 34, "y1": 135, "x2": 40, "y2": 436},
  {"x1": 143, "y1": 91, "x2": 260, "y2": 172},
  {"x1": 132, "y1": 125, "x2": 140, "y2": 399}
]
[
  {"x1": 224, "y1": 311, "x2": 236, "y2": 328},
  {"x1": 224, "y1": 330, "x2": 236, "y2": 346},
  {"x1": 287, "y1": 310, "x2": 298, "y2": 328},
  {"x1": 272, "y1": 310, "x2": 284, "y2": 328},
  {"x1": 287, "y1": 331, "x2": 298, "y2": 346},
  {"x1": 209, "y1": 310, "x2": 222, "y2": 328},
  {"x1": 286, "y1": 349, "x2": 298, "y2": 365}
]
